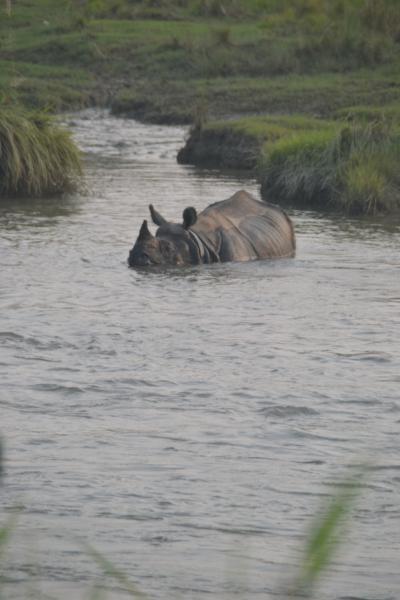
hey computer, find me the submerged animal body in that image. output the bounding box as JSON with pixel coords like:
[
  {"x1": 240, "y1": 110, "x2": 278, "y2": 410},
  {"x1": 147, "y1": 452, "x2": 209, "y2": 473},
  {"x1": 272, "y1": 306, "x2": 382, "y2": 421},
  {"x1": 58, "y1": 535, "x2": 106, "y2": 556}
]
[{"x1": 128, "y1": 190, "x2": 295, "y2": 267}]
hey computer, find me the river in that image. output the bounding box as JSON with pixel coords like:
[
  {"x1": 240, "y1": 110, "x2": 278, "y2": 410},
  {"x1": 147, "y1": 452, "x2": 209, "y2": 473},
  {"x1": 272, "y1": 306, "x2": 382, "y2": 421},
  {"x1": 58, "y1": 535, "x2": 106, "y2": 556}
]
[{"x1": 0, "y1": 110, "x2": 399, "y2": 600}]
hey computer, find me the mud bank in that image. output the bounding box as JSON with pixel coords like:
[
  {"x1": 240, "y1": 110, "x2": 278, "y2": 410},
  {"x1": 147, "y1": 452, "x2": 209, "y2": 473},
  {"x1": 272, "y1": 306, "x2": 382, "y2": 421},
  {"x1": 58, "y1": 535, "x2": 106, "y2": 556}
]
[{"x1": 177, "y1": 125, "x2": 261, "y2": 170}]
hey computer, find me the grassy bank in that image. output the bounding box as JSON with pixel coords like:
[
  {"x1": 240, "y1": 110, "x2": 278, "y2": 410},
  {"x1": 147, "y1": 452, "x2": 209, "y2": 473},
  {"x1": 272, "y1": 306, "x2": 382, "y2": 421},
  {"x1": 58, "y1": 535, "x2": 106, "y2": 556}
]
[
  {"x1": 0, "y1": 107, "x2": 82, "y2": 198},
  {"x1": 179, "y1": 110, "x2": 400, "y2": 215},
  {"x1": 178, "y1": 114, "x2": 336, "y2": 168},
  {"x1": 260, "y1": 120, "x2": 400, "y2": 215}
]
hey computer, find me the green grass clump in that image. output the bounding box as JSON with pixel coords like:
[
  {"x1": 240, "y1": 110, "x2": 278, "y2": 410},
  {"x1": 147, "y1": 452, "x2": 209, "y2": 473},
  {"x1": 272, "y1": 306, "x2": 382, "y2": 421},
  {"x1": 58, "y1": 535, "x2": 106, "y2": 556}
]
[
  {"x1": 260, "y1": 123, "x2": 400, "y2": 215},
  {"x1": 0, "y1": 106, "x2": 82, "y2": 198},
  {"x1": 339, "y1": 129, "x2": 400, "y2": 215},
  {"x1": 258, "y1": 127, "x2": 338, "y2": 208}
]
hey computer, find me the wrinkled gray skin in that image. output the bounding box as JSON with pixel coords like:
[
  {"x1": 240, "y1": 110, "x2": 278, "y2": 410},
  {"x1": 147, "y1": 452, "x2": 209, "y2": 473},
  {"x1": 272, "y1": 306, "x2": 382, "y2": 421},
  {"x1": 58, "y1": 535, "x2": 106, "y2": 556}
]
[{"x1": 128, "y1": 190, "x2": 295, "y2": 267}]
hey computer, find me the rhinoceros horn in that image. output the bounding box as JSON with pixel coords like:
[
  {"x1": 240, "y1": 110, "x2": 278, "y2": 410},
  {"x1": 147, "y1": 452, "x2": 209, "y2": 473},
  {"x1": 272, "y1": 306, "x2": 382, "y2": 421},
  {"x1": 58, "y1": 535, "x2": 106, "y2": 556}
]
[
  {"x1": 138, "y1": 219, "x2": 153, "y2": 241},
  {"x1": 149, "y1": 204, "x2": 167, "y2": 226}
]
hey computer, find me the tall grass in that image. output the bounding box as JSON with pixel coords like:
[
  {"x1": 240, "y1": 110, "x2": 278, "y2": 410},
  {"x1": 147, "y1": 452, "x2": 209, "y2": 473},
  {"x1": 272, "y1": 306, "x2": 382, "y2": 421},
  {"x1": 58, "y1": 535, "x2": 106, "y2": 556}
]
[
  {"x1": 260, "y1": 122, "x2": 400, "y2": 215},
  {"x1": 0, "y1": 107, "x2": 82, "y2": 198}
]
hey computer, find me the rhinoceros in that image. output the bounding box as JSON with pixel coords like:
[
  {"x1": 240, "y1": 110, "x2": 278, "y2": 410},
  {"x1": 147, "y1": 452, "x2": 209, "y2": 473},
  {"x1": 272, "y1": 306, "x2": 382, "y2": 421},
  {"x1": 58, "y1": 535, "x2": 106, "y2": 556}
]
[{"x1": 128, "y1": 190, "x2": 295, "y2": 267}]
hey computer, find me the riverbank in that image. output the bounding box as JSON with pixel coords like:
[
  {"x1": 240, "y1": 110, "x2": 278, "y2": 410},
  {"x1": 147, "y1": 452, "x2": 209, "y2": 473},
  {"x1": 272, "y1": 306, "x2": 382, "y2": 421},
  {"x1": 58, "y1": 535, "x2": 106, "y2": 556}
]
[
  {"x1": 1, "y1": 0, "x2": 400, "y2": 210},
  {"x1": 178, "y1": 110, "x2": 400, "y2": 215}
]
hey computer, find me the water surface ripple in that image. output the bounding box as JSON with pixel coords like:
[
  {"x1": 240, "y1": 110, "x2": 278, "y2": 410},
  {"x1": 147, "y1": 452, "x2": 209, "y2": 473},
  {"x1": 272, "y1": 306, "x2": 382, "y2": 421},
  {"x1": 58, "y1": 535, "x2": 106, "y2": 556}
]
[{"x1": 1, "y1": 110, "x2": 399, "y2": 600}]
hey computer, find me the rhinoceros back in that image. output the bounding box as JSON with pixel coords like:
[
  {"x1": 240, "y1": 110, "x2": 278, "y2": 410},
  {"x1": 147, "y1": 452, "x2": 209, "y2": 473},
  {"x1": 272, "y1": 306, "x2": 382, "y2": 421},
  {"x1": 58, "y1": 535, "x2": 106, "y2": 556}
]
[{"x1": 192, "y1": 190, "x2": 295, "y2": 262}]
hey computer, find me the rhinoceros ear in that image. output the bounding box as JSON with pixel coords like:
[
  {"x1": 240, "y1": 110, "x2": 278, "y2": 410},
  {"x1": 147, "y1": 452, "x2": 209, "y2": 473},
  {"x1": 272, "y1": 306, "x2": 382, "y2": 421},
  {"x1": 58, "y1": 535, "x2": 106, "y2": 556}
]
[
  {"x1": 183, "y1": 207, "x2": 197, "y2": 229},
  {"x1": 149, "y1": 204, "x2": 167, "y2": 226},
  {"x1": 138, "y1": 219, "x2": 153, "y2": 241}
]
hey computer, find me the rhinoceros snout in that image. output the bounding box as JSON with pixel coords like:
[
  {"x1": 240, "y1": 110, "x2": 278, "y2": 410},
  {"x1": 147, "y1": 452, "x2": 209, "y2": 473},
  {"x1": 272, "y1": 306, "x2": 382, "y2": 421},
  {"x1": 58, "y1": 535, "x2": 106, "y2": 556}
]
[{"x1": 128, "y1": 251, "x2": 153, "y2": 267}]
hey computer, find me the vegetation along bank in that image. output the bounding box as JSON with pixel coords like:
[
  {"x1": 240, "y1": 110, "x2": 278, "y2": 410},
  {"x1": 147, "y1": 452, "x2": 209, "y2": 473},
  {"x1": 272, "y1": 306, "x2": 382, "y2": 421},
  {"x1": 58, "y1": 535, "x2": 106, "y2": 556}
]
[
  {"x1": 0, "y1": 107, "x2": 81, "y2": 198},
  {"x1": 178, "y1": 109, "x2": 400, "y2": 215},
  {"x1": 1, "y1": 0, "x2": 400, "y2": 211}
]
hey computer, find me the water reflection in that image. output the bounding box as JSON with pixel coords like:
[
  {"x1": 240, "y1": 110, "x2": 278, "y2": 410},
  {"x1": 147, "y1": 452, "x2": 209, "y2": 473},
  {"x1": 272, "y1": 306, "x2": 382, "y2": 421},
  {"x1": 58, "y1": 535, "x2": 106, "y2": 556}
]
[
  {"x1": 0, "y1": 194, "x2": 82, "y2": 228},
  {"x1": 293, "y1": 208, "x2": 400, "y2": 237}
]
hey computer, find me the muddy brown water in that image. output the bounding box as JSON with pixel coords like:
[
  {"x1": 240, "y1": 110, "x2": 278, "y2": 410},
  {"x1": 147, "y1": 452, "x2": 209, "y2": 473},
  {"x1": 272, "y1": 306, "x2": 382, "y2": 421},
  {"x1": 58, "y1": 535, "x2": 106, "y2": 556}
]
[{"x1": 1, "y1": 110, "x2": 399, "y2": 600}]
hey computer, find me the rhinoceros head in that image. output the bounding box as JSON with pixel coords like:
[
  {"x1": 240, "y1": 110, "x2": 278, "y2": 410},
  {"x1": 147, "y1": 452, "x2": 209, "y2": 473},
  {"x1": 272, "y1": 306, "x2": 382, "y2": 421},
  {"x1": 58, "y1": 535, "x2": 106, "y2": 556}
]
[{"x1": 128, "y1": 204, "x2": 198, "y2": 267}]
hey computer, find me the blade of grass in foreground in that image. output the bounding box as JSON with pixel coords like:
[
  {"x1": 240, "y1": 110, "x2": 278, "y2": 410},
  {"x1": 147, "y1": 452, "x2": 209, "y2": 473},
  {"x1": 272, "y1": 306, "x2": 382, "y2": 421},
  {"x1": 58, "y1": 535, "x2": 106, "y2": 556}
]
[
  {"x1": 0, "y1": 509, "x2": 20, "y2": 598},
  {"x1": 0, "y1": 437, "x2": 3, "y2": 482},
  {"x1": 84, "y1": 543, "x2": 148, "y2": 599},
  {"x1": 290, "y1": 467, "x2": 366, "y2": 597},
  {"x1": 87, "y1": 582, "x2": 107, "y2": 600},
  {"x1": 0, "y1": 511, "x2": 19, "y2": 560}
]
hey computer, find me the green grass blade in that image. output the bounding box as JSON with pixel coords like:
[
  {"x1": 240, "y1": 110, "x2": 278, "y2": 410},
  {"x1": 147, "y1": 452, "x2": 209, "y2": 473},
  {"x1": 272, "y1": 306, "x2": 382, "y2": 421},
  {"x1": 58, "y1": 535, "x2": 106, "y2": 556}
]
[
  {"x1": 0, "y1": 509, "x2": 19, "y2": 565},
  {"x1": 0, "y1": 438, "x2": 3, "y2": 482},
  {"x1": 84, "y1": 543, "x2": 148, "y2": 599},
  {"x1": 87, "y1": 582, "x2": 107, "y2": 600},
  {"x1": 291, "y1": 467, "x2": 366, "y2": 597}
]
